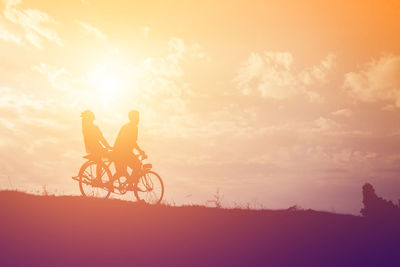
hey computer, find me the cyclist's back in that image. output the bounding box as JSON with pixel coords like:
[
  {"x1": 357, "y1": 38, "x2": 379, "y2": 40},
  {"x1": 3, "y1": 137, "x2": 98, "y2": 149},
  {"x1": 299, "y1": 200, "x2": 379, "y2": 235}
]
[
  {"x1": 113, "y1": 122, "x2": 137, "y2": 155},
  {"x1": 81, "y1": 110, "x2": 111, "y2": 158},
  {"x1": 112, "y1": 110, "x2": 145, "y2": 180}
]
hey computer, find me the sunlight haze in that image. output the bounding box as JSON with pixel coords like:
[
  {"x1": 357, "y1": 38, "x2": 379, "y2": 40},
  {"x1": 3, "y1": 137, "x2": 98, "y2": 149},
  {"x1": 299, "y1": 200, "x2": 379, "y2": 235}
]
[{"x1": 1, "y1": 0, "x2": 400, "y2": 214}]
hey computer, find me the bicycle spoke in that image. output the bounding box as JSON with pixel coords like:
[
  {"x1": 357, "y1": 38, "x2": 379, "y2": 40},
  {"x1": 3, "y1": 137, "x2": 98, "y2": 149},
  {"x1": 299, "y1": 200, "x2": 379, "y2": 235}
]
[
  {"x1": 135, "y1": 171, "x2": 164, "y2": 204},
  {"x1": 89, "y1": 165, "x2": 93, "y2": 179},
  {"x1": 100, "y1": 168, "x2": 105, "y2": 179},
  {"x1": 79, "y1": 161, "x2": 111, "y2": 199},
  {"x1": 83, "y1": 170, "x2": 92, "y2": 180}
]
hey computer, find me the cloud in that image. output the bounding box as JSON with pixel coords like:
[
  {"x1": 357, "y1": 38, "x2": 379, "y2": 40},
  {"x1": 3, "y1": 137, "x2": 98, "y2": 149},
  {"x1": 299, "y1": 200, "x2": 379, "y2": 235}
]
[
  {"x1": 313, "y1": 117, "x2": 341, "y2": 132},
  {"x1": 343, "y1": 54, "x2": 400, "y2": 106},
  {"x1": 137, "y1": 37, "x2": 209, "y2": 98},
  {"x1": 140, "y1": 26, "x2": 150, "y2": 38},
  {"x1": 32, "y1": 62, "x2": 71, "y2": 91},
  {"x1": 1, "y1": 0, "x2": 62, "y2": 48},
  {"x1": 77, "y1": 21, "x2": 107, "y2": 40},
  {"x1": 0, "y1": 18, "x2": 21, "y2": 44},
  {"x1": 168, "y1": 37, "x2": 210, "y2": 62},
  {"x1": 80, "y1": 0, "x2": 90, "y2": 5},
  {"x1": 0, "y1": 86, "x2": 79, "y2": 189},
  {"x1": 0, "y1": 36, "x2": 212, "y2": 192},
  {"x1": 188, "y1": 43, "x2": 211, "y2": 61},
  {"x1": 331, "y1": 108, "x2": 352, "y2": 117},
  {"x1": 234, "y1": 52, "x2": 335, "y2": 102},
  {"x1": 30, "y1": 37, "x2": 209, "y2": 114},
  {"x1": 0, "y1": 87, "x2": 44, "y2": 112}
]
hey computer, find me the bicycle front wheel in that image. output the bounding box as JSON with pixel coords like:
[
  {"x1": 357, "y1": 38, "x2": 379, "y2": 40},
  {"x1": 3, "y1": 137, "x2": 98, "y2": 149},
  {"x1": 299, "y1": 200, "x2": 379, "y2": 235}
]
[
  {"x1": 78, "y1": 161, "x2": 112, "y2": 199},
  {"x1": 134, "y1": 170, "x2": 164, "y2": 204}
]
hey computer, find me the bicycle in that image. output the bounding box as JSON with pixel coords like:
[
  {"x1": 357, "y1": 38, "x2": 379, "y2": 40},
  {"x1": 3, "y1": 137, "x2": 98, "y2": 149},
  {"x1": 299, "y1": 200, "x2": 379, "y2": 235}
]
[{"x1": 72, "y1": 153, "x2": 164, "y2": 204}]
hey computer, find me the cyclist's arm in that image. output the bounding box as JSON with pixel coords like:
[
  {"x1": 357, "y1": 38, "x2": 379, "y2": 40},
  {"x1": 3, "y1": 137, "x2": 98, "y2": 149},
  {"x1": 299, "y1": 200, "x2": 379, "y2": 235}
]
[
  {"x1": 95, "y1": 126, "x2": 112, "y2": 149},
  {"x1": 134, "y1": 143, "x2": 145, "y2": 155},
  {"x1": 133, "y1": 127, "x2": 144, "y2": 155},
  {"x1": 100, "y1": 134, "x2": 112, "y2": 150}
]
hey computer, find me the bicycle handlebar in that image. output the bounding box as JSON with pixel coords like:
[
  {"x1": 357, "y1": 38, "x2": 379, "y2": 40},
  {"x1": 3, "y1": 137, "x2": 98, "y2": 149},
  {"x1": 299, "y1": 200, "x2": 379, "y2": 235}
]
[{"x1": 106, "y1": 147, "x2": 148, "y2": 161}]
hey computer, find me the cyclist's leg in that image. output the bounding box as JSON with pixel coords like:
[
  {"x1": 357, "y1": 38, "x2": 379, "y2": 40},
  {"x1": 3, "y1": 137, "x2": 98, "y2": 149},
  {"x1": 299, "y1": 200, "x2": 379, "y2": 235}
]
[
  {"x1": 93, "y1": 147, "x2": 109, "y2": 184},
  {"x1": 112, "y1": 151, "x2": 130, "y2": 180},
  {"x1": 127, "y1": 153, "x2": 141, "y2": 183},
  {"x1": 88, "y1": 148, "x2": 103, "y2": 185},
  {"x1": 114, "y1": 161, "x2": 128, "y2": 179}
]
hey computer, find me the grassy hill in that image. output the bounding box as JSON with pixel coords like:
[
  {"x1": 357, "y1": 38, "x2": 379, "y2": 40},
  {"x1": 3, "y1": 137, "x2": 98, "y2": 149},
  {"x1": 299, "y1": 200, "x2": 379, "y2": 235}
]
[{"x1": 0, "y1": 191, "x2": 398, "y2": 266}]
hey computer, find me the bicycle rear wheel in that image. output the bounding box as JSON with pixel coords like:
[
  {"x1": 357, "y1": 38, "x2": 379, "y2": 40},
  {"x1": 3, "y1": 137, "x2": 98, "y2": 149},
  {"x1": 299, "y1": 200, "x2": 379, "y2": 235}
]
[
  {"x1": 134, "y1": 170, "x2": 164, "y2": 204},
  {"x1": 78, "y1": 161, "x2": 112, "y2": 199}
]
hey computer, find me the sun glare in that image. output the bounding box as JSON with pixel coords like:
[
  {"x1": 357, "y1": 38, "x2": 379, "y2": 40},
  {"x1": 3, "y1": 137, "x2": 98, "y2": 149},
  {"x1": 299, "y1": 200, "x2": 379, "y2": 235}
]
[{"x1": 86, "y1": 63, "x2": 127, "y2": 106}]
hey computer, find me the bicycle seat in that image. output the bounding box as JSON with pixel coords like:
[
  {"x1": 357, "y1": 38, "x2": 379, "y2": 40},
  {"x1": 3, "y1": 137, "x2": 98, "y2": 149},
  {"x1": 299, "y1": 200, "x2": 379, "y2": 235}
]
[
  {"x1": 143, "y1": 163, "x2": 152, "y2": 170},
  {"x1": 83, "y1": 154, "x2": 96, "y2": 160}
]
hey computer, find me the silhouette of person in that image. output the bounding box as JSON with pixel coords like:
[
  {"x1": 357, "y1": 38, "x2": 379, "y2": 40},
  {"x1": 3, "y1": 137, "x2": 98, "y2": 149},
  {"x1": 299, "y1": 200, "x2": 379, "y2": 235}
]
[
  {"x1": 81, "y1": 110, "x2": 112, "y2": 184},
  {"x1": 113, "y1": 110, "x2": 146, "y2": 184}
]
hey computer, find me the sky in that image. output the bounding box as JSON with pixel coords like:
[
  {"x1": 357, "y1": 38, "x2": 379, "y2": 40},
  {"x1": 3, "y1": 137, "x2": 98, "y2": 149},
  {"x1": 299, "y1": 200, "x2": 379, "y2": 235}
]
[{"x1": 1, "y1": 0, "x2": 400, "y2": 214}]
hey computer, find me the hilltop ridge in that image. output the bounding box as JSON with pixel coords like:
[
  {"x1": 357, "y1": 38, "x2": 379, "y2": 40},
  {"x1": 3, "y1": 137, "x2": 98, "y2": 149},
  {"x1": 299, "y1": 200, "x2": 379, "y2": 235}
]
[{"x1": 0, "y1": 191, "x2": 398, "y2": 266}]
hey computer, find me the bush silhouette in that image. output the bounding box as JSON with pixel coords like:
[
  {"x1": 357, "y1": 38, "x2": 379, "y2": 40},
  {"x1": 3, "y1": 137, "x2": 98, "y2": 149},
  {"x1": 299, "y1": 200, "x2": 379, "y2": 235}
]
[{"x1": 360, "y1": 183, "x2": 400, "y2": 219}]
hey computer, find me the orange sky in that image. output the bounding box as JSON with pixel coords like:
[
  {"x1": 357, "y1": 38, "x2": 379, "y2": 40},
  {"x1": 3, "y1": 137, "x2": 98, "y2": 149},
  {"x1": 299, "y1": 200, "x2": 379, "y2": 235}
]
[{"x1": 1, "y1": 0, "x2": 400, "y2": 214}]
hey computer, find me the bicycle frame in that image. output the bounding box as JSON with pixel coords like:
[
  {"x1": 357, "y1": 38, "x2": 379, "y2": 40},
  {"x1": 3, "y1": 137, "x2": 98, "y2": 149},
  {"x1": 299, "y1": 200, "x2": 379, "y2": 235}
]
[{"x1": 72, "y1": 152, "x2": 164, "y2": 204}]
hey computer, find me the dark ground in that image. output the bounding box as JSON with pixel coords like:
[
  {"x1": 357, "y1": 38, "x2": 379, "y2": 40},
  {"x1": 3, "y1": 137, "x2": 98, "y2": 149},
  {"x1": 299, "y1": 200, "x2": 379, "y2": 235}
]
[{"x1": 0, "y1": 191, "x2": 399, "y2": 266}]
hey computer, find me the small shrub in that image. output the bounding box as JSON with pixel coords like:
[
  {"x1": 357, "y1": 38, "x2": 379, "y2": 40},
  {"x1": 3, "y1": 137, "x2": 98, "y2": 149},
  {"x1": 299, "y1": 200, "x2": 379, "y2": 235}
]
[{"x1": 207, "y1": 188, "x2": 224, "y2": 208}]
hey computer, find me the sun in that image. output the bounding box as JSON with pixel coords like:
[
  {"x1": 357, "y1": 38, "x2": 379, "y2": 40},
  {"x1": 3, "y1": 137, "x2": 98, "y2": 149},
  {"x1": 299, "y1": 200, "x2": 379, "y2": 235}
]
[
  {"x1": 98, "y1": 74, "x2": 121, "y2": 96},
  {"x1": 86, "y1": 62, "x2": 125, "y2": 106}
]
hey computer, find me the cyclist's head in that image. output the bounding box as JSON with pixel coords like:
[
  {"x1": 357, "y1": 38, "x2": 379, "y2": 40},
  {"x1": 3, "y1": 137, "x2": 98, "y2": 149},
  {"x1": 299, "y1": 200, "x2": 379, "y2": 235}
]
[
  {"x1": 81, "y1": 109, "x2": 95, "y2": 122},
  {"x1": 128, "y1": 110, "x2": 139, "y2": 124}
]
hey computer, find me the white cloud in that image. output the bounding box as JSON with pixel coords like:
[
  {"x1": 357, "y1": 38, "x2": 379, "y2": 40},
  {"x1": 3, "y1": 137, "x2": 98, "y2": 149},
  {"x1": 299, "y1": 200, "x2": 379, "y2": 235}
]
[
  {"x1": 313, "y1": 117, "x2": 341, "y2": 132},
  {"x1": 30, "y1": 37, "x2": 209, "y2": 114},
  {"x1": 140, "y1": 26, "x2": 150, "y2": 38},
  {"x1": 382, "y1": 104, "x2": 396, "y2": 111},
  {"x1": 188, "y1": 43, "x2": 211, "y2": 61},
  {"x1": 32, "y1": 62, "x2": 72, "y2": 91},
  {"x1": 80, "y1": 0, "x2": 90, "y2": 5},
  {"x1": 234, "y1": 52, "x2": 335, "y2": 102},
  {"x1": 331, "y1": 108, "x2": 352, "y2": 117},
  {"x1": 2, "y1": 0, "x2": 62, "y2": 48},
  {"x1": 0, "y1": 18, "x2": 21, "y2": 44},
  {"x1": 77, "y1": 21, "x2": 107, "y2": 40},
  {"x1": 343, "y1": 54, "x2": 400, "y2": 106},
  {"x1": 168, "y1": 37, "x2": 186, "y2": 63},
  {"x1": 0, "y1": 87, "x2": 44, "y2": 111},
  {"x1": 331, "y1": 149, "x2": 377, "y2": 164}
]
